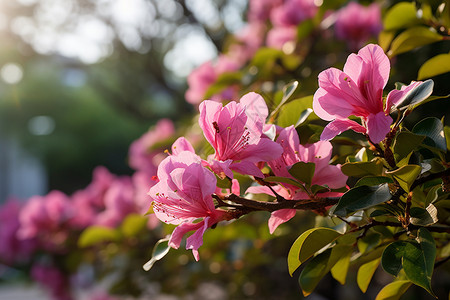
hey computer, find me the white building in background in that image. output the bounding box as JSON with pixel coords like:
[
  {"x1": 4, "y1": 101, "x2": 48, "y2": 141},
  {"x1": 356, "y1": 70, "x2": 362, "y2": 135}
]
[{"x1": 0, "y1": 136, "x2": 47, "y2": 203}]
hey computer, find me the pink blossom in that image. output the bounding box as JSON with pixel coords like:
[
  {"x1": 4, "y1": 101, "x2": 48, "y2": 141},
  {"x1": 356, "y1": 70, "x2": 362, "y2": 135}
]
[
  {"x1": 313, "y1": 44, "x2": 427, "y2": 143},
  {"x1": 18, "y1": 191, "x2": 74, "y2": 250},
  {"x1": 249, "y1": 126, "x2": 347, "y2": 233},
  {"x1": 335, "y1": 2, "x2": 382, "y2": 50},
  {"x1": 128, "y1": 119, "x2": 175, "y2": 174},
  {"x1": 228, "y1": 23, "x2": 266, "y2": 65},
  {"x1": 148, "y1": 151, "x2": 231, "y2": 260},
  {"x1": 270, "y1": 0, "x2": 318, "y2": 27},
  {"x1": 266, "y1": 26, "x2": 297, "y2": 50},
  {"x1": 0, "y1": 200, "x2": 36, "y2": 263},
  {"x1": 131, "y1": 171, "x2": 160, "y2": 229},
  {"x1": 185, "y1": 55, "x2": 240, "y2": 105},
  {"x1": 31, "y1": 264, "x2": 72, "y2": 300},
  {"x1": 248, "y1": 0, "x2": 282, "y2": 22},
  {"x1": 199, "y1": 92, "x2": 283, "y2": 178}
]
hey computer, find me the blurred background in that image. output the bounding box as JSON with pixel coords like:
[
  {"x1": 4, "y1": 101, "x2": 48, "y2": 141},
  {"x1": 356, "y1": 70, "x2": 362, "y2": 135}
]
[{"x1": 0, "y1": 0, "x2": 248, "y2": 201}]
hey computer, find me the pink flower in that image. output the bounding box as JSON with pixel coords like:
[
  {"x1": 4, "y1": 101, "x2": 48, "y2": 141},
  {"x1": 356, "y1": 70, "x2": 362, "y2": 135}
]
[
  {"x1": 248, "y1": 0, "x2": 282, "y2": 22},
  {"x1": 148, "y1": 151, "x2": 231, "y2": 260},
  {"x1": 185, "y1": 55, "x2": 240, "y2": 105},
  {"x1": 313, "y1": 44, "x2": 426, "y2": 143},
  {"x1": 266, "y1": 26, "x2": 297, "y2": 50},
  {"x1": 249, "y1": 126, "x2": 347, "y2": 233},
  {"x1": 335, "y1": 2, "x2": 382, "y2": 50},
  {"x1": 31, "y1": 264, "x2": 72, "y2": 300},
  {"x1": 270, "y1": 0, "x2": 318, "y2": 27},
  {"x1": 199, "y1": 92, "x2": 283, "y2": 178},
  {"x1": 128, "y1": 119, "x2": 175, "y2": 174}
]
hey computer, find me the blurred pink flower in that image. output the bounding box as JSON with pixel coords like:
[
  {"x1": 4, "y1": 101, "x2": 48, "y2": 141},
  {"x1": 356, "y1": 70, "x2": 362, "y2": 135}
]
[
  {"x1": 199, "y1": 92, "x2": 283, "y2": 178},
  {"x1": 128, "y1": 119, "x2": 175, "y2": 174},
  {"x1": 313, "y1": 44, "x2": 427, "y2": 143},
  {"x1": 266, "y1": 26, "x2": 297, "y2": 50},
  {"x1": 149, "y1": 151, "x2": 231, "y2": 260},
  {"x1": 185, "y1": 55, "x2": 240, "y2": 105},
  {"x1": 31, "y1": 264, "x2": 72, "y2": 300},
  {"x1": 228, "y1": 23, "x2": 266, "y2": 64},
  {"x1": 335, "y1": 2, "x2": 382, "y2": 50},
  {"x1": 248, "y1": 0, "x2": 282, "y2": 22},
  {"x1": 270, "y1": 0, "x2": 318, "y2": 27},
  {"x1": 0, "y1": 200, "x2": 36, "y2": 263}
]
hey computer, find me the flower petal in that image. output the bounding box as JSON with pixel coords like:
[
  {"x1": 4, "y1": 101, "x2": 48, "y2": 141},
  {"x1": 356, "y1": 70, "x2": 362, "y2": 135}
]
[
  {"x1": 320, "y1": 119, "x2": 367, "y2": 141},
  {"x1": 365, "y1": 111, "x2": 392, "y2": 143},
  {"x1": 268, "y1": 209, "x2": 296, "y2": 234}
]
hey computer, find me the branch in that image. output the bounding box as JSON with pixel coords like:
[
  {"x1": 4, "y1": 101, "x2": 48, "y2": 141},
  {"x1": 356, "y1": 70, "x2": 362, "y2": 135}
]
[{"x1": 410, "y1": 168, "x2": 450, "y2": 191}]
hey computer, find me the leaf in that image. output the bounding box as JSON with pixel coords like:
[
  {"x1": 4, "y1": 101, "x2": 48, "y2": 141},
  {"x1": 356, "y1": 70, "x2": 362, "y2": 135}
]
[
  {"x1": 143, "y1": 236, "x2": 171, "y2": 271},
  {"x1": 332, "y1": 184, "x2": 392, "y2": 217},
  {"x1": 383, "y1": 2, "x2": 420, "y2": 31},
  {"x1": 341, "y1": 160, "x2": 384, "y2": 177},
  {"x1": 418, "y1": 53, "x2": 450, "y2": 80},
  {"x1": 276, "y1": 96, "x2": 317, "y2": 127},
  {"x1": 386, "y1": 165, "x2": 422, "y2": 192},
  {"x1": 78, "y1": 226, "x2": 120, "y2": 248},
  {"x1": 382, "y1": 241, "x2": 409, "y2": 276},
  {"x1": 299, "y1": 249, "x2": 333, "y2": 297},
  {"x1": 397, "y1": 80, "x2": 434, "y2": 110},
  {"x1": 378, "y1": 30, "x2": 395, "y2": 51},
  {"x1": 412, "y1": 117, "x2": 447, "y2": 152},
  {"x1": 204, "y1": 71, "x2": 242, "y2": 99},
  {"x1": 392, "y1": 132, "x2": 425, "y2": 163},
  {"x1": 288, "y1": 162, "x2": 315, "y2": 186},
  {"x1": 330, "y1": 245, "x2": 353, "y2": 285},
  {"x1": 388, "y1": 27, "x2": 443, "y2": 57},
  {"x1": 121, "y1": 214, "x2": 149, "y2": 237},
  {"x1": 263, "y1": 176, "x2": 304, "y2": 188},
  {"x1": 355, "y1": 176, "x2": 394, "y2": 187},
  {"x1": 287, "y1": 227, "x2": 341, "y2": 276},
  {"x1": 357, "y1": 258, "x2": 381, "y2": 293},
  {"x1": 270, "y1": 81, "x2": 299, "y2": 120},
  {"x1": 409, "y1": 204, "x2": 438, "y2": 226},
  {"x1": 375, "y1": 280, "x2": 412, "y2": 300}
]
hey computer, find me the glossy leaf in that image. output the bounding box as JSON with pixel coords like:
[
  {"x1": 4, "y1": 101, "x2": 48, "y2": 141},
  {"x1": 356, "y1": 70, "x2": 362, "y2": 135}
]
[
  {"x1": 418, "y1": 53, "x2": 450, "y2": 80},
  {"x1": 410, "y1": 204, "x2": 438, "y2": 226},
  {"x1": 341, "y1": 160, "x2": 384, "y2": 177},
  {"x1": 382, "y1": 241, "x2": 409, "y2": 276},
  {"x1": 388, "y1": 27, "x2": 443, "y2": 57},
  {"x1": 78, "y1": 226, "x2": 120, "y2": 248},
  {"x1": 375, "y1": 280, "x2": 412, "y2": 300},
  {"x1": 332, "y1": 184, "x2": 392, "y2": 217},
  {"x1": 383, "y1": 2, "x2": 420, "y2": 31},
  {"x1": 270, "y1": 81, "x2": 299, "y2": 119},
  {"x1": 355, "y1": 176, "x2": 394, "y2": 187},
  {"x1": 386, "y1": 165, "x2": 422, "y2": 192},
  {"x1": 412, "y1": 117, "x2": 447, "y2": 152},
  {"x1": 287, "y1": 227, "x2": 341, "y2": 276},
  {"x1": 357, "y1": 258, "x2": 381, "y2": 293},
  {"x1": 299, "y1": 249, "x2": 333, "y2": 297},
  {"x1": 288, "y1": 162, "x2": 315, "y2": 186},
  {"x1": 392, "y1": 132, "x2": 425, "y2": 163},
  {"x1": 143, "y1": 236, "x2": 171, "y2": 271},
  {"x1": 277, "y1": 96, "x2": 317, "y2": 127}
]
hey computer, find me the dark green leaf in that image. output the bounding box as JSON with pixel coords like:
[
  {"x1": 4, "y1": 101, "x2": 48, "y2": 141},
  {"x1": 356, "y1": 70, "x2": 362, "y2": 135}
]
[
  {"x1": 375, "y1": 280, "x2": 412, "y2": 300},
  {"x1": 288, "y1": 162, "x2": 315, "y2": 186},
  {"x1": 355, "y1": 176, "x2": 394, "y2": 187},
  {"x1": 287, "y1": 227, "x2": 341, "y2": 276},
  {"x1": 418, "y1": 53, "x2": 450, "y2": 80},
  {"x1": 382, "y1": 241, "x2": 409, "y2": 276},
  {"x1": 398, "y1": 80, "x2": 434, "y2": 109},
  {"x1": 341, "y1": 160, "x2": 384, "y2": 177},
  {"x1": 410, "y1": 205, "x2": 438, "y2": 226},
  {"x1": 392, "y1": 132, "x2": 425, "y2": 163},
  {"x1": 299, "y1": 249, "x2": 333, "y2": 297},
  {"x1": 332, "y1": 184, "x2": 392, "y2": 217},
  {"x1": 412, "y1": 117, "x2": 447, "y2": 152}
]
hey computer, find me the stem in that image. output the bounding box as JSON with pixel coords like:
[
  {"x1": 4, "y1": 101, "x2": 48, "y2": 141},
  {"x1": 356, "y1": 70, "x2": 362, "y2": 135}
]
[{"x1": 410, "y1": 168, "x2": 450, "y2": 191}]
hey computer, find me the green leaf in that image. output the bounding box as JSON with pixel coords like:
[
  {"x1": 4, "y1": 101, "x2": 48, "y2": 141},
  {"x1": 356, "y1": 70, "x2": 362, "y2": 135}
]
[
  {"x1": 386, "y1": 165, "x2": 422, "y2": 192},
  {"x1": 341, "y1": 160, "x2": 384, "y2": 177},
  {"x1": 382, "y1": 241, "x2": 409, "y2": 276},
  {"x1": 388, "y1": 26, "x2": 443, "y2": 57},
  {"x1": 78, "y1": 226, "x2": 120, "y2": 248},
  {"x1": 355, "y1": 176, "x2": 394, "y2": 187},
  {"x1": 204, "y1": 71, "x2": 242, "y2": 99},
  {"x1": 288, "y1": 162, "x2": 315, "y2": 186},
  {"x1": 330, "y1": 245, "x2": 353, "y2": 285},
  {"x1": 418, "y1": 53, "x2": 450, "y2": 80},
  {"x1": 287, "y1": 227, "x2": 341, "y2": 276},
  {"x1": 375, "y1": 280, "x2": 412, "y2": 300},
  {"x1": 121, "y1": 214, "x2": 149, "y2": 237},
  {"x1": 216, "y1": 176, "x2": 232, "y2": 189},
  {"x1": 299, "y1": 249, "x2": 333, "y2": 297},
  {"x1": 392, "y1": 132, "x2": 425, "y2": 163},
  {"x1": 412, "y1": 117, "x2": 447, "y2": 152},
  {"x1": 383, "y1": 2, "x2": 420, "y2": 31},
  {"x1": 143, "y1": 236, "x2": 171, "y2": 271},
  {"x1": 277, "y1": 95, "x2": 316, "y2": 127},
  {"x1": 270, "y1": 81, "x2": 299, "y2": 120},
  {"x1": 332, "y1": 184, "x2": 392, "y2": 217},
  {"x1": 409, "y1": 204, "x2": 438, "y2": 226},
  {"x1": 357, "y1": 258, "x2": 381, "y2": 293},
  {"x1": 397, "y1": 80, "x2": 434, "y2": 110},
  {"x1": 378, "y1": 30, "x2": 395, "y2": 51}
]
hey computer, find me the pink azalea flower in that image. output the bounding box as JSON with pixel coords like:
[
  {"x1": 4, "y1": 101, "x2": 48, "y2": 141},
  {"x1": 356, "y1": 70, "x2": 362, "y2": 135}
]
[
  {"x1": 335, "y1": 2, "x2": 382, "y2": 50},
  {"x1": 199, "y1": 92, "x2": 283, "y2": 178},
  {"x1": 313, "y1": 44, "x2": 427, "y2": 143},
  {"x1": 249, "y1": 126, "x2": 347, "y2": 233},
  {"x1": 270, "y1": 0, "x2": 318, "y2": 27},
  {"x1": 148, "y1": 151, "x2": 231, "y2": 260},
  {"x1": 185, "y1": 55, "x2": 240, "y2": 105},
  {"x1": 31, "y1": 264, "x2": 72, "y2": 300},
  {"x1": 128, "y1": 119, "x2": 175, "y2": 174},
  {"x1": 248, "y1": 0, "x2": 282, "y2": 22},
  {"x1": 266, "y1": 26, "x2": 297, "y2": 50}
]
